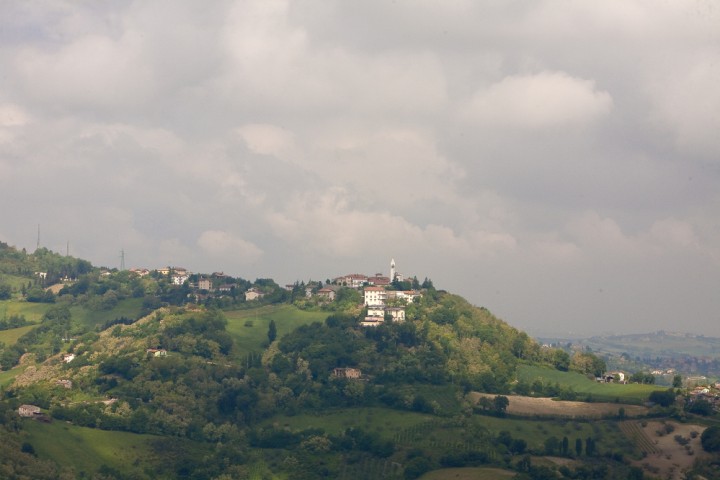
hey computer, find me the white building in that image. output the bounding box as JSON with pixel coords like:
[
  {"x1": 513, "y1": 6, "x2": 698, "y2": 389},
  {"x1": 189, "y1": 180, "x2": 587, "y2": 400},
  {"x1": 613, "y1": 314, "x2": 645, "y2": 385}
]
[{"x1": 364, "y1": 286, "x2": 387, "y2": 306}]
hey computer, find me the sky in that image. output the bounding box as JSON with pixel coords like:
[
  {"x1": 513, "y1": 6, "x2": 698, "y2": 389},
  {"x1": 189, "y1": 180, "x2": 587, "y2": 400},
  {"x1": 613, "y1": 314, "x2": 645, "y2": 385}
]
[{"x1": 1, "y1": 1, "x2": 719, "y2": 337}]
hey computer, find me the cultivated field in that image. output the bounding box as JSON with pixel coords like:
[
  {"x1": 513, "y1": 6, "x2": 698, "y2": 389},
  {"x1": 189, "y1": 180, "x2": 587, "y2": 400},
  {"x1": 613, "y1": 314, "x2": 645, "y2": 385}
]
[
  {"x1": 622, "y1": 420, "x2": 709, "y2": 480},
  {"x1": 469, "y1": 393, "x2": 649, "y2": 418},
  {"x1": 419, "y1": 467, "x2": 516, "y2": 479}
]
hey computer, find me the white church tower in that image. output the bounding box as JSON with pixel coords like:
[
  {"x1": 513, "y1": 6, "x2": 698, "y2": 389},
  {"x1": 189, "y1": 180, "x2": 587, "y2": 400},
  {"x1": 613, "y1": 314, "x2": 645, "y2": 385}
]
[{"x1": 390, "y1": 258, "x2": 396, "y2": 282}]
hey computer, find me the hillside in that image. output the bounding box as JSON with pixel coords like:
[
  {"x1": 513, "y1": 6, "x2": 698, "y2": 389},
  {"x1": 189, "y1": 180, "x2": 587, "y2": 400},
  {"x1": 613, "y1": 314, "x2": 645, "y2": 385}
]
[{"x1": 1, "y1": 243, "x2": 718, "y2": 480}]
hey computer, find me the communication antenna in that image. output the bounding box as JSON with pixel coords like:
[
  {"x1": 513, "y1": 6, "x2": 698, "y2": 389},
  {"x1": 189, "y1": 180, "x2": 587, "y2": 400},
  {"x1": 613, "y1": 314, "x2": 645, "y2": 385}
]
[
  {"x1": 66, "y1": 241, "x2": 69, "y2": 257},
  {"x1": 36, "y1": 224, "x2": 40, "y2": 250},
  {"x1": 120, "y1": 249, "x2": 126, "y2": 270}
]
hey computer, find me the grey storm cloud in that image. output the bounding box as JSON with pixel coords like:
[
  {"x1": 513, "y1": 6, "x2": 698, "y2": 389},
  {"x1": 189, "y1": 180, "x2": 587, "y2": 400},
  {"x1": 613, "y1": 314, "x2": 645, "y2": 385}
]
[{"x1": 1, "y1": 0, "x2": 719, "y2": 336}]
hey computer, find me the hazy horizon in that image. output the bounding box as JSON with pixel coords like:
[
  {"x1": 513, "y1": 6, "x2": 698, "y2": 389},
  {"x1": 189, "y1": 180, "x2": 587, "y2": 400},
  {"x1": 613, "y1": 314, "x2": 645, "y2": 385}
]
[{"x1": 2, "y1": 2, "x2": 719, "y2": 337}]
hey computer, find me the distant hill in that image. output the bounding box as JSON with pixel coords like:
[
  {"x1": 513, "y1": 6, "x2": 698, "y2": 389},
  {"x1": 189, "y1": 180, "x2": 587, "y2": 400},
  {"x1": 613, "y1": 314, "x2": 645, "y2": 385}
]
[{"x1": 539, "y1": 331, "x2": 720, "y2": 380}]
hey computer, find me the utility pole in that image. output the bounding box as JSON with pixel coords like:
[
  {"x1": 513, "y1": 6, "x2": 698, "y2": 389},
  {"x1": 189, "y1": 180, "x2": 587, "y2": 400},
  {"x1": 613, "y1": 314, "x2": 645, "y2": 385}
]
[{"x1": 120, "y1": 249, "x2": 126, "y2": 270}]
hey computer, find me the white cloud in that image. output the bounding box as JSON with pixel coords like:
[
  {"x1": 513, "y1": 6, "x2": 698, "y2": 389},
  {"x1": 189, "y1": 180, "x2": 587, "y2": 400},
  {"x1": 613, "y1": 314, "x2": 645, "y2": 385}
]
[
  {"x1": 237, "y1": 124, "x2": 296, "y2": 157},
  {"x1": 197, "y1": 230, "x2": 263, "y2": 263},
  {"x1": 463, "y1": 71, "x2": 612, "y2": 128},
  {"x1": 649, "y1": 58, "x2": 720, "y2": 158},
  {"x1": 0, "y1": 103, "x2": 30, "y2": 127}
]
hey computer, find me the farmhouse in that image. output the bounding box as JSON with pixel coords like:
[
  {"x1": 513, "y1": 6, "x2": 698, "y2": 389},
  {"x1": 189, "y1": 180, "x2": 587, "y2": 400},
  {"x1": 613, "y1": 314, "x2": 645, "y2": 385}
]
[
  {"x1": 146, "y1": 348, "x2": 167, "y2": 357},
  {"x1": 315, "y1": 287, "x2": 335, "y2": 301},
  {"x1": 333, "y1": 367, "x2": 362, "y2": 379},
  {"x1": 62, "y1": 353, "x2": 76, "y2": 363},
  {"x1": 198, "y1": 278, "x2": 213, "y2": 291},
  {"x1": 245, "y1": 288, "x2": 264, "y2": 301},
  {"x1": 18, "y1": 404, "x2": 41, "y2": 417}
]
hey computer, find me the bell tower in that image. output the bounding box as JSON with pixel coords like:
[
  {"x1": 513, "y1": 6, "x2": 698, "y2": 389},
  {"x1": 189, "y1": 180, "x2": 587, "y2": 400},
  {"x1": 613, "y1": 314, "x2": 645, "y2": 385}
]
[{"x1": 390, "y1": 258, "x2": 396, "y2": 282}]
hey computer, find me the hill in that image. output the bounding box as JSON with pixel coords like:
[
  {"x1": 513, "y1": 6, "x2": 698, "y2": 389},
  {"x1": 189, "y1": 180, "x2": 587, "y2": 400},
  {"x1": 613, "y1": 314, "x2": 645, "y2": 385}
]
[{"x1": 0, "y1": 242, "x2": 717, "y2": 479}]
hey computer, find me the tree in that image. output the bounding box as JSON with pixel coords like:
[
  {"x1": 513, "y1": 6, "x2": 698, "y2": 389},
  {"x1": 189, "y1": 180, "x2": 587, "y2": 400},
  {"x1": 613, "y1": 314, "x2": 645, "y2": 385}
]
[
  {"x1": 585, "y1": 437, "x2": 596, "y2": 456},
  {"x1": 267, "y1": 320, "x2": 277, "y2": 343},
  {"x1": 672, "y1": 374, "x2": 683, "y2": 388},
  {"x1": 493, "y1": 395, "x2": 509, "y2": 416},
  {"x1": 575, "y1": 437, "x2": 583, "y2": 456},
  {"x1": 0, "y1": 284, "x2": 11, "y2": 300},
  {"x1": 701, "y1": 426, "x2": 720, "y2": 452},
  {"x1": 648, "y1": 389, "x2": 676, "y2": 407},
  {"x1": 553, "y1": 350, "x2": 570, "y2": 371}
]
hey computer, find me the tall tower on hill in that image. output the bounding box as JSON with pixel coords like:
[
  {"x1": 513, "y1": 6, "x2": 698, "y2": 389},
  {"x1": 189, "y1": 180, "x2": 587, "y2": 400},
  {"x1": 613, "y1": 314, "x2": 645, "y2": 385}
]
[{"x1": 390, "y1": 258, "x2": 396, "y2": 282}]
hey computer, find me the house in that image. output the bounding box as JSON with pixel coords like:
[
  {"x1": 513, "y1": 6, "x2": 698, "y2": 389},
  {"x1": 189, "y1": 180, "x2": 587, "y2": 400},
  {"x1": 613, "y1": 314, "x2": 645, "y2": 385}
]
[
  {"x1": 218, "y1": 284, "x2": 234, "y2": 293},
  {"x1": 333, "y1": 367, "x2": 362, "y2": 379},
  {"x1": 18, "y1": 405, "x2": 41, "y2": 417},
  {"x1": 56, "y1": 379, "x2": 72, "y2": 389},
  {"x1": 146, "y1": 348, "x2": 167, "y2": 357},
  {"x1": 62, "y1": 353, "x2": 76, "y2": 363},
  {"x1": 367, "y1": 305, "x2": 385, "y2": 317},
  {"x1": 604, "y1": 371, "x2": 625, "y2": 383},
  {"x1": 360, "y1": 317, "x2": 384, "y2": 327},
  {"x1": 245, "y1": 288, "x2": 264, "y2": 301},
  {"x1": 367, "y1": 275, "x2": 391, "y2": 286},
  {"x1": 387, "y1": 290, "x2": 422, "y2": 303},
  {"x1": 129, "y1": 268, "x2": 150, "y2": 277},
  {"x1": 172, "y1": 274, "x2": 190, "y2": 285},
  {"x1": 198, "y1": 278, "x2": 213, "y2": 291},
  {"x1": 363, "y1": 286, "x2": 387, "y2": 306},
  {"x1": 385, "y1": 307, "x2": 406, "y2": 322},
  {"x1": 317, "y1": 288, "x2": 336, "y2": 301},
  {"x1": 335, "y1": 274, "x2": 368, "y2": 288}
]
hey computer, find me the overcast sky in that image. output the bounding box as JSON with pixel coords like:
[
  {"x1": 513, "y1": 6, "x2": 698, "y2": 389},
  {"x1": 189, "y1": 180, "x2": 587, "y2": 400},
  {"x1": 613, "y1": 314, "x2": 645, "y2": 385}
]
[{"x1": 1, "y1": 1, "x2": 719, "y2": 337}]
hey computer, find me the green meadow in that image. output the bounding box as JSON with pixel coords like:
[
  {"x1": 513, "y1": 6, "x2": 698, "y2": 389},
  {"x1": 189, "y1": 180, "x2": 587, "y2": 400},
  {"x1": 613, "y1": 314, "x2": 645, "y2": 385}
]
[
  {"x1": 0, "y1": 299, "x2": 52, "y2": 323},
  {"x1": 224, "y1": 304, "x2": 332, "y2": 354},
  {"x1": 0, "y1": 273, "x2": 32, "y2": 290},
  {"x1": 0, "y1": 364, "x2": 27, "y2": 387},
  {"x1": 70, "y1": 297, "x2": 145, "y2": 330},
  {"x1": 21, "y1": 420, "x2": 160, "y2": 476},
  {"x1": 0, "y1": 324, "x2": 36, "y2": 347},
  {"x1": 518, "y1": 365, "x2": 660, "y2": 404}
]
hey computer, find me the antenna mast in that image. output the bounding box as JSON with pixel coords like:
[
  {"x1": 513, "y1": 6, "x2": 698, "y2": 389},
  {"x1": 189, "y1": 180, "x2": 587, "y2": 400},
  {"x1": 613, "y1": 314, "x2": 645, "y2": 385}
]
[
  {"x1": 120, "y1": 249, "x2": 126, "y2": 270},
  {"x1": 36, "y1": 224, "x2": 40, "y2": 250}
]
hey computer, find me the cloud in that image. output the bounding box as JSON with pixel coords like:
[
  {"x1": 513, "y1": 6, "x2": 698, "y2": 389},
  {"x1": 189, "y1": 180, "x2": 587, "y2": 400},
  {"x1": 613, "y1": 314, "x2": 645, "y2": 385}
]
[
  {"x1": 237, "y1": 124, "x2": 296, "y2": 157},
  {"x1": 266, "y1": 188, "x2": 515, "y2": 260},
  {"x1": 649, "y1": 58, "x2": 720, "y2": 159},
  {"x1": 462, "y1": 71, "x2": 612, "y2": 128},
  {"x1": 197, "y1": 230, "x2": 263, "y2": 263}
]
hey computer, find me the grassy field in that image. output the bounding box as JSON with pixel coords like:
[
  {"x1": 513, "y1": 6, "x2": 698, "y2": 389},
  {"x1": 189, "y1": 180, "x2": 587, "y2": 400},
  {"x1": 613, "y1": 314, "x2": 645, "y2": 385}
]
[
  {"x1": 224, "y1": 304, "x2": 332, "y2": 354},
  {"x1": 267, "y1": 406, "x2": 435, "y2": 436},
  {"x1": 70, "y1": 297, "x2": 145, "y2": 330},
  {"x1": 0, "y1": 324, "x2": 36, "y2": 347},
  {"x1": 0, "y1": 364, "x2": 27, "y2": 387},
  {"x1": 22, "y1": 420, "x2": 159, "y2": 476},
  {"x1": 0, "y1": 300, "x2": 52, "y2": 323},
  {"x1": 419, "y1": 467, "x2": 516, "y2": 479},
  {"x1": 0, "y1": 273, "x2": 32, "y2": 290},
  {"x1": 518, "y1": 365, "x2": 660, "y2": 404}
]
